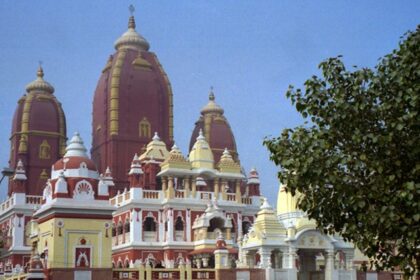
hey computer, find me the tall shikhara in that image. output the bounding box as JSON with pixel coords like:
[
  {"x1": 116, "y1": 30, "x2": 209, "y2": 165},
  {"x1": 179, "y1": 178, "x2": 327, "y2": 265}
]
[
  {"x1": 9, "y1": 66, "x2": 67, "y2": 196},
  {"x1": 91, "y1": 12, "x2": 174, "y2": 194}
]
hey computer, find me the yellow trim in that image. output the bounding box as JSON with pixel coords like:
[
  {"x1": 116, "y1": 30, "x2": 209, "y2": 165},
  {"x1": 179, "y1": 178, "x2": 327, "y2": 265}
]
[
  {"x1": 109, "y1": 50, "x2": 127, "y2": 136},
  {"x1": 153, "y1": 53, "x2": 174, "y2": 142},
  {"x1": 18, "y1": 93, "x2": 34, "y2": 153}
]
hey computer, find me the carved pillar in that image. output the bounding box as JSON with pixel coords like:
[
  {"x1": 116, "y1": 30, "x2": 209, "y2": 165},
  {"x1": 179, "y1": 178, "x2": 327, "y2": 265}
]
[
  {"x1": 325, "y1": 249, "x2": 335, "y2": 280},
  {"x1": 167, "y1": 208, "x2": 174, "y2": 242},
  {"x1": 214, "y1": 178, "x2": 219, "y2": 200},
  {"x1": 184, "y1": 177, "x2": 190, "y2": 198},
  {"x1": 237, "y1": 212, "x2": 243, "y2": 238},
  {"x1": 235, "y1": 180, "x2": 241, "y2": 203},
  {"x1": 167, "y1": 177, "x2": 175, "y2": 199},
  {"x1": 226, "y1": 228, "x2": 231, "y2": 240},
  {"x1": 191, "y1": 178, "x2": 197, "y2": 198},
  {"x1": 258, "y1": 248, "x2": 272, "y2": 268},
  {"x1": 186, "y1": 209, "x2": 191, "y2": 242},
  {"x1": 162, "y1": 177, "x2": 167, "y2": 198},
  {"x1": 221, "y1": 179, "x2": 227, "y2": 200}
]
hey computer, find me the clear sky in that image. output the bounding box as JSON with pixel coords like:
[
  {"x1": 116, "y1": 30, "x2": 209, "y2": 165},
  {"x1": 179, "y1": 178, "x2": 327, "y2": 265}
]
[{"x1": 0, "y1": 1, "x2": 418, "y2": 206}]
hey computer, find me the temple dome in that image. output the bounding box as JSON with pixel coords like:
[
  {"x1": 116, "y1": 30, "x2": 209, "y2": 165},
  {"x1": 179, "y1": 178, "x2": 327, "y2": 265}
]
[
  {"x1": 189, "y1": 89, "x2": 238, "y2": 163},
  {"x1": 92, "y1": 10, "x2": 173, "y2": 192},
  {"x1": 9, "y1": 66, "x2": 67, "y2": 196},
  {"x1": 114, "y1": 15, "x2": 150, "y2": 51},
  {"x1": 25, "y1": 66, "x2": 54, "y2": 94}
]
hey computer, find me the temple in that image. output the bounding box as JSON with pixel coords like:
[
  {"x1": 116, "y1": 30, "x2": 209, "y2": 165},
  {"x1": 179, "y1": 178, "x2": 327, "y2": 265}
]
[{"x1": 0, "y1": 6, "x2": 391, "y2": 280}]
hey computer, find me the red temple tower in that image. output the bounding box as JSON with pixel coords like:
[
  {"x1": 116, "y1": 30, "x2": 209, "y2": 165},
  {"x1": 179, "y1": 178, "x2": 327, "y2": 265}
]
[
  {"x1": 189, "y1": 89, "x2": 238, "y2": 163},
  {"x1": 9, "y1": 66, "x2": 67, "y2": 196},
  {"x1": 91, "y1": 11, "x2": 174, "y2": 194}
]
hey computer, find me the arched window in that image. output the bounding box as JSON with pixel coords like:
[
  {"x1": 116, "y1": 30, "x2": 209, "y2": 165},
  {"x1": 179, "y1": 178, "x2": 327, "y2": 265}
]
[
  {"x1": 208, "y1": 218, "x2": 224, "y2": 232},
  {"x1": 242, "y1": 221, "x2": 251, "y2": 235},
  {"x1": 175, "y1": 216, "x2": 184, "y2": 231},
  {"x1": 144, "y1": 217, "x2": 156, "y2": 231},
  {"x1": 112, "y1": 224, "x2": 116, "y2": 237},
  {"x1": 139, "y1": 118, "x2": 151, "y2": 138},
  {"x1": 124, "y1": 220, "x2": 130, "y2": 233},
  {"x1": 39, "y1": 140, "x2": 51, "y2": 159},
  {"x1": 117, "y1": 222, "x2": 123, "y2": 235}
]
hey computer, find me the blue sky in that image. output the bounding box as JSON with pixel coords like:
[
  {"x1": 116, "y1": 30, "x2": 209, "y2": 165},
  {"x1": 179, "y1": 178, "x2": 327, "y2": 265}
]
[{"x1": 0, "y1": 1, "x2": 418, "y2": 205}]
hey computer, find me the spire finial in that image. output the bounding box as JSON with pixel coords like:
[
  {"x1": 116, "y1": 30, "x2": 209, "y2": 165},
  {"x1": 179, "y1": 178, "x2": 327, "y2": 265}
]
[
  {"x1": 37, "y1": 61, "x2": 44, "y2": 78},
  {"x1": 209, "y1": 86, "x2": 215, "y2": 101},
  {"x1": 129, "y1": 4, "x2": 135, "y2": 15},
  {"x1": 128, "y1": 5, "x2": 136, "y2": 29}
]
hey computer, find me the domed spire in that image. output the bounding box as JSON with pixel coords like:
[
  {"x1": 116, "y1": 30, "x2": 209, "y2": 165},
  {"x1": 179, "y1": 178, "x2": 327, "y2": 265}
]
[
  {"x1": 26, "y1": 64, "x2": 55, "y2": 94},
  {"x1": 64, "y1": 132, "x2": 88, "y2": 158},
  {"x1": 114, "y1": 5, "x2": 150, "y2": 51},
  {"x1": 200, "y1": 87, "x2": 224, "y2": 115}
]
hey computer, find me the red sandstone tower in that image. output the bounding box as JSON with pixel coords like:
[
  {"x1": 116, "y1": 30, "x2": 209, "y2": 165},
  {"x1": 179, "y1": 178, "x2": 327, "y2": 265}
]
[
  {"x1": 9, "y1": 66, "x2": 67, "y2": 196},
  {"x1": 189, "y1": 89, "x2": 238, "y2": 162},
  {"x1": 91, "y1": 11, "x2": 174, "y2": 193}
]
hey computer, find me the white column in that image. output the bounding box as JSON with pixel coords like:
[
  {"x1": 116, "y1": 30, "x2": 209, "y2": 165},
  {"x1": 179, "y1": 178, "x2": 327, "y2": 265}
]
[
  {"x1": 282, "y1": 247, "x2": 298, "y2": 280},
  {"x1": 186, "y1": 209, "x2": 191, "y2": 242},
  {"x1": 167, "y1": 209, "x2": 174, "y2": 242},
  {"x1": 130, "y1": 209, "x2": 142, "y2": 243},
  {"x1": 344, "y1": 250, "x2": 356, "y2": 280},
  {"x1": 237, "y1": 212, "x2": 243, "y2": 238},
  {"x1": 258, "y1": 248, "x2": 272, "y2": 268},
  {"x1": 11, "y1": 215, "x2": 24, "y2": 249},
  {"x1": 325, "y1": 250, "x2": 335, "y2": 280},
  {"x1": 130, "y1": 187, "x2": 142, "y2": 199},
  {"x1": 158, "y1": 210, "x2": 164, "y2": 242}
]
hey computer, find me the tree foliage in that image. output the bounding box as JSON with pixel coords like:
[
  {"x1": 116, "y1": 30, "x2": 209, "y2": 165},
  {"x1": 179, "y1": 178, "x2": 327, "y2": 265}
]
[{"x1": 264, "y1": 26, "x2": 420, "y2": 276}]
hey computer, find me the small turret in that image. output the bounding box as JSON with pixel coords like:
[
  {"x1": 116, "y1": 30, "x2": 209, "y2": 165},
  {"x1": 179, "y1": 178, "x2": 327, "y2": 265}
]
[
  {"x1": 10, "y1": 159, "x2": 27, "y2": 193},
  {"x1": 128, "y1": 154, "x2": 143, "y2": 189},
  {"x1": 217, "y1": 148, "x2": 241, "y2": 174},
  {"x1": 189, "y1": 129, "x2": 214, "y2": 170},
  {"x1": 247, "y1": 168, "x2": 260, "y2": 196}
]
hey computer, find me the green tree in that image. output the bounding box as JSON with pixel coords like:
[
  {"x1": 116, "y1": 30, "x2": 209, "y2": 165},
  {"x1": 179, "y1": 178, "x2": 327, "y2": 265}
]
[{"x1": 264, "y1": 26, "x2": 419, "y2": 276}]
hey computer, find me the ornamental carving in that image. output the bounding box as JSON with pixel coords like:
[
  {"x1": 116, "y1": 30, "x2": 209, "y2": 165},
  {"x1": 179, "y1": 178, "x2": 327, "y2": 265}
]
[{"x1": 73, "y1": 180, "x2": 95, "y2": 200}]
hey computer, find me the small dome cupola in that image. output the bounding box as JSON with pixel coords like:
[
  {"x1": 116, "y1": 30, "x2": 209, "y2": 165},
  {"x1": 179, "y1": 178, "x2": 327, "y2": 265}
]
[
  {"x1": 25, "y1": 66, "x2": 55, "y2": 94},
  {"x1": 64, "y1": 132, "x2": 88, "y2": 157},
  {"x1": 52, "y1": 132, "x2": 98, "y2": 179},
  {"x1": 189, "y1": 129, "x2": 214, "y2": 169},
  {"x1": 200, "y1": 88, "x2": 224, "y2": 115},
  {"x1": 114, "y1": 5, "x2": 150, "y2": 51}
]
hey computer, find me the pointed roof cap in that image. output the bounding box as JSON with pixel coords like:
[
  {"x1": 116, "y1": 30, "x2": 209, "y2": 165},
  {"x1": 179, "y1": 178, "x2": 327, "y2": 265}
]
[
  {"x1": 189, "y1": 129, "x2": 214, "y2": 169},
  {"x1": 139, "y1": 132, "x2": 169, "y2": 162},
  {"x1": 201, "y1": 87, "x2": 224, "y2": 115},
  {"x1": 114, "y1": 5, "x2": 150, "y2": 51},
  {"x1": 26, "y1": 66, "x2": 55, "y2": 94},
  {"x1": 247, "y1": 167, "x2": 260, "y2": 184},
  {"x1": 64, "y1": 132, "x2": 88, "y2": 157},
  {"x1": 13, "y1": 159, "x2": 27, "y2": 180}
]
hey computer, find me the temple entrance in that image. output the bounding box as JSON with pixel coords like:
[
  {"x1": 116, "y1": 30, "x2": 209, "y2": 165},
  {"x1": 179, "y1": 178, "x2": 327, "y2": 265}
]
[{"x1": 297, "y1": 249, "x2": 325, "y2": 280}]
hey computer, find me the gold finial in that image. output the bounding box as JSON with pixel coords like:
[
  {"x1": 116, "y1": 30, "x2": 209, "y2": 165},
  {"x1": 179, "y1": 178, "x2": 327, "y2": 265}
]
[
  {"x1": 209, "y1": 86, "x2": 215, "y2": 101},
  {"x1": 37, "y1": 61, "x2": 44, "y2": 78},
  {"x1": 128, "y1": 5, "x2": 136, "y2": 29}
]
